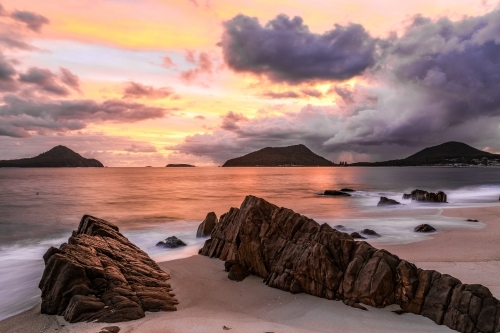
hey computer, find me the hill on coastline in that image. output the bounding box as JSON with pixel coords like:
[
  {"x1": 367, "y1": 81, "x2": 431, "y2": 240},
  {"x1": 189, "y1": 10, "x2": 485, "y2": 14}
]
[
  {"x1": 166, "y1": 164, "x2": 195, "y2": 167},
  {"x1": 0, "y1": 145, "x2": 104, "y2": 168},
  {"x1": 351, "y1": 141, "x2": 499, "y2": 166},
  {"x1": 222, "y1": 144, "x2": 334, "y2": 167}
]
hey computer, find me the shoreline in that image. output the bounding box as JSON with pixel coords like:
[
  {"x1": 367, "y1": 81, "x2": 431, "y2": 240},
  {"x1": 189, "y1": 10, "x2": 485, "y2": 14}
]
[{"x1": 1, "y1": 204, "x2": 499, "y2": 332}]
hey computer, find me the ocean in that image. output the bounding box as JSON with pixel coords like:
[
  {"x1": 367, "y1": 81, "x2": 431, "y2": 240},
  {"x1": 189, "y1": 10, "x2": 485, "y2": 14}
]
[{"x1": 0, "y1": 166, "x2": 499, "y2": 321}]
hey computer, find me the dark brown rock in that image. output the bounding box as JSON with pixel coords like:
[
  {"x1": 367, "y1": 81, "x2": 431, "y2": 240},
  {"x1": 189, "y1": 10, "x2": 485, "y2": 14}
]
[
  {"x1": 414, "y1": 224, "x2": 436, "y2": 232},
  {"x1": 196, "y1": 212, "x2": 218, "y2": 237},
  {"x1": 377, "y1": 197, "x2": 401, "y2": 206},
  {"x1": 324, "y1": 190, "x2": 351, "y2": 197},
  {"x1": 466, "y1": 219, "x2": 479, "y2": 222},
  {"x1": 39, "y1": 215, "x2": 178, "y2": 323},
  {"x1": 340, "y1": 188, "x2": 355, "y2": 192},
  {"x1": 361, "y1": 229, "x2": 381, "y2": 237},
  {"x1": 200, "y1": 195, "x2": 500, "y2": 333},
  {"x1": 350, "y1": 232, "x2": 366, "y2": 239},
  {"x1": 406, "y1": 189, "x2": 447, "y2": 203},
  {"x1": 156, "y1": 236, "x2": 187, "y2": 248},
  {"x1": 99, "y1": 326, "x2": 121, "y2": 333},
  {"x1": 402, "y1": 193, "x2": 412, "y2": 199},
  {"x1": 228, "y1": 264, "x2": 249, "y2": 282}
]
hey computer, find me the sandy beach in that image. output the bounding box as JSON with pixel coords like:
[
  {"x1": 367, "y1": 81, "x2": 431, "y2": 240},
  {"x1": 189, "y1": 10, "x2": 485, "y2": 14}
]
[{"x1": 1, "y1": 204, "x2": 499, "y2": 333}]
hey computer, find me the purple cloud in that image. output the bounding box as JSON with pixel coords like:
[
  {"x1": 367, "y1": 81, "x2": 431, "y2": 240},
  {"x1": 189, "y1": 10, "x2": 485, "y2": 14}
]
[
  {"x1": 19, "y1": 67, "x2": 70, "y2": 96},
  {"x1": 220, "y1": 14, "x2": 376, "y2": 83},
  {"x1": 122, "y1": 81, "x2": 174, "y2": 99},
  {"x1": 10, "y1": 10, "x2": 49, "y2": 32}
]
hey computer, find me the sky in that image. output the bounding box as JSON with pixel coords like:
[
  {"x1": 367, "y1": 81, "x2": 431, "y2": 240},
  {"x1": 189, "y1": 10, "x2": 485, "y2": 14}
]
[{"x1": 0, "y1": 0, "x2": 500, "y2": 166}]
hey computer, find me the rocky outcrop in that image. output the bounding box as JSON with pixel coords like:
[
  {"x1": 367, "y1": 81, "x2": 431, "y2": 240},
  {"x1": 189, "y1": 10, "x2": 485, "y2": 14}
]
[
  {"x1": 414, "y1": 224, "x2": 436, "y2": 232},
  {"x1": 196, "y1": 212, "x2": 218, "y2": 237},
  {"x1": 403, "y1": 189, "x2": 447, "y2": 203},
  {"x1": 324, "y1": 190, "x2": 351, "y2": 197},
  {"x1": 39, "y1": 215, "x2": 178, "y2": 323},
  {"x1": 156, "y1": 236, "x2": 187, "y2": 248},
  {"x1": 350, "y1": 232, "x2": 366, "y2": 239},
  {"x1": 200, "y1": 195, "x2": 500, "y2": 333},
  {"x1": 340, "y1": 188, "x2": 355, "y2": 192},
  {"x1": 377, "y1": 197, "x2": 401, "y2": 206}
]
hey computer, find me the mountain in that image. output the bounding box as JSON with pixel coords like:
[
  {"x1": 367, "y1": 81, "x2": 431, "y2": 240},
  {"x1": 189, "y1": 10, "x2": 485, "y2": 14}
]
[
  {"x1": 222, "y1": 144, "x2": 334, "y2": 167},
  {"x1": 0, "y1": 145, "x2": 104, "y2": 168},
  {"x1": 351, "y1": 141, "x2": 499, "y2": 166}
]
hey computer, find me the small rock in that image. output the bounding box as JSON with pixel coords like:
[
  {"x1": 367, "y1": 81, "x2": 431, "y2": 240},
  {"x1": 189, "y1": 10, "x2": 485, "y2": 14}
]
[
  {"x1": 340, "y1": 188, "x2": 355, "y2": 192},
  {"x1": 466, "y1": 219, "x2": 479, "y2": 222},
  {"x1": 402, "y1": 193, "x2": 411, "y2": 199},
  {"x1": 361, "y1": 229, "x2": 381, "y2": 237},
  {"x1": 156, "y1": 236, "x2": 187, "y2": 248},
  {"x1": 228, "y1": 263, "x2": 249, "y2": 281},
  {"x1": 222, "y1": 326, "x2": 231, "y2": 330},
  {"x1": 324, "y1": 190, "x2": 351, "y2": 197},
  {"x1": 414, "y1": 224, "x2": 436, "y2": 232},
  {"x1": 392, "y1": 310, "x2": 406, "y2": 315},
  {"x1": 350, "y1": 232, "x2": 366, "y2": 239},
  {"x1": 99, "y1": 327, "x2": 120, "y2": 333},
  {"x1": 377, "y1": 197, "x2": 401, "y2": 206},
  {"x1": 334, "y1": 224, "x2": 346, "y2": 231}
]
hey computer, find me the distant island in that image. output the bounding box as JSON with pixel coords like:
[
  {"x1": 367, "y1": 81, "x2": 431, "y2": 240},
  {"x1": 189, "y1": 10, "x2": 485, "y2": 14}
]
[
  {"x1": 222, "y1": 144, "x2": 334, "y2": 167},
  {"x1": 351, "y1": 141, "x2": 500, "y2": 166},
  {"x1": 0, "y1": 145, "x2": 103, "y2": 168},
  {"x1": 166, "y1": 164, "x2": 196, "y2": 167}
]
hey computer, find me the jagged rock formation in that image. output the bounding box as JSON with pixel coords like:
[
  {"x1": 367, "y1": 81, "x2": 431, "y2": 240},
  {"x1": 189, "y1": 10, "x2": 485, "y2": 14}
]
[
  {"x1": 377, "y1": 197, "x2": 401, "y2": 206},
  {"x1": 200, "y1": 195, "x2": 500, "y2": 333},
  {"x1": 324, "y1": 190, "x2": 351, "y2": 197},
  {"x1": 403, "y1": 189, "x2": 448, "y2": 203},
  {"x1": 39, "y1": 215, "x2": 178, "y2": 323},
  {"x1": 0, "y1": 145, "x2": 103, "y2": 168},
  {"x1": 197, "y1": 212, "x2": 218, "y2": 237}
]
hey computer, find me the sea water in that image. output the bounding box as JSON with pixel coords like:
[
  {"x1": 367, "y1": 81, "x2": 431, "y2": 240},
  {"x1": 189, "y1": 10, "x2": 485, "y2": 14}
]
[{"x1": 0, "y1": 167, "x2": 499, "y2": 320}]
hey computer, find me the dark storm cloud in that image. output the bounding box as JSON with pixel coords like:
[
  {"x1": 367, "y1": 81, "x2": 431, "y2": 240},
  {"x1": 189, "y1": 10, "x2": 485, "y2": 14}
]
[
  {"x1": 122, "y1": 81, "x2": 174, "y2": 99},
  {"x1": 0, "y1": 53, "x2": 18, "y2": 92},
  {"x1": 173, "y1": 9, "x2": 500, "y2": 163},
  {"x1": 220, "y1": 14, "x2": 376, "y2": 83},
  {"x1": 19, "y1": 67, "x2": 70, "y2": 96},
  {"x1": 0, "y1": 96, "x2": 171, "y2": 138},
  {"x1": 10, "y1": 10, "x2": 49, "y2": 32},
  {"x1": 59, "y1": 68, "x2": 81, "y2": 92}
]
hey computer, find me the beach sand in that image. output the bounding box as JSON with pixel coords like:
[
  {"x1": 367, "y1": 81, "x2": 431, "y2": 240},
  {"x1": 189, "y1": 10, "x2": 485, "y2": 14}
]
[{"x1": 1, "y1": 205, "x2": 499, "y2": 333}]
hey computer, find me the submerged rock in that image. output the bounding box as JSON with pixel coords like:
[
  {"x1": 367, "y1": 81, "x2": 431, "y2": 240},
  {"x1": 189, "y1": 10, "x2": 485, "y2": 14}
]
[
  {"x1": 156, "y1": 236, "x2": 187, "y2": 248},
  {"x1": 350, "y1": 232, "x2": 366, "y2": 239},
  {"x1": 377, "y1": 197, "x2": 401, "y2": 206},
  {"x1": 39, "y1": 215, "x2": 178, "y2": 323},
  {"x1": 200, "y1": 195, "x2": 500, "y2": 333},
  {"x1": 361, "y1": 229, "x2": 381, "y2": 237},
  {"x1": 414, "y1": 224, "x2": 436, "y2": 232},
  {"x1": 405, "y1": 189, "x2": 447, "y2": 203},
  {"x1": 324, "y1": 190, "x2": 351, "y2": 197},
  {"x1": 196, "y1": 212, "x2": 218, "y2": 237},
  {"x1": 466, "y1": 219, "x2": 479, "y2": 222},
  {"x1": 340, "y1": 188, "x2": 355, "y2": 192}
]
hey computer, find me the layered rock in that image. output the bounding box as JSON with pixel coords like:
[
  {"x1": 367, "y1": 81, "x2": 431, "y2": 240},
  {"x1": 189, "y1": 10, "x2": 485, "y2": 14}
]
[
  {"x1": 403, "y1": 189, "x2": 447, "y2": 203},
  {"x1": 39, "y1": 215, "x2": 178, "y2": 323},
  {"x1": 200, "y1": 195, "x2": 499, "y2": 333},
  {"x1": 414, "y1": 224, "x2": 437, "y2": 232},
  {"x1": 196, "y1": 212, "x2": 218, "y2": 237}
]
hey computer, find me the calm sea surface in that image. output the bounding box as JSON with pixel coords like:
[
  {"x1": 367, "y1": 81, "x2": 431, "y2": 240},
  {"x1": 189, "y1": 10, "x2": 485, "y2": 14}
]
[{"x1": 0, "y1": 167, "x2": 499, "y2": 320}]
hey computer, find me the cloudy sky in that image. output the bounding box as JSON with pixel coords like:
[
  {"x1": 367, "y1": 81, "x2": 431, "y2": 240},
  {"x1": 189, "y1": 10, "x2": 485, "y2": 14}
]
[{"x1": 0, "y1": 0, "x2": 499, "y2": 166}]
